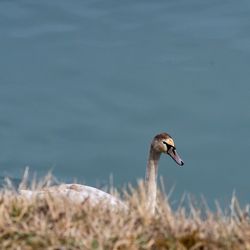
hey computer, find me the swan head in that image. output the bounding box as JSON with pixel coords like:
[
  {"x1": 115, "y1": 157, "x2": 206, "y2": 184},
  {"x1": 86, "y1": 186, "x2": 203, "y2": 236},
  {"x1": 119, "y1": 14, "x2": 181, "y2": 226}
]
[{"x1": 151, "y1": 133, "x2": 184, "y2": 166}]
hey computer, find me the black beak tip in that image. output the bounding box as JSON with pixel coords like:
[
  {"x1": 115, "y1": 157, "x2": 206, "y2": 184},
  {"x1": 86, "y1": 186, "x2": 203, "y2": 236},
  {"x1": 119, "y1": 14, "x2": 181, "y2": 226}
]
[{"x1": 180, "y1": 161, "x2": 184, "y2": 166}]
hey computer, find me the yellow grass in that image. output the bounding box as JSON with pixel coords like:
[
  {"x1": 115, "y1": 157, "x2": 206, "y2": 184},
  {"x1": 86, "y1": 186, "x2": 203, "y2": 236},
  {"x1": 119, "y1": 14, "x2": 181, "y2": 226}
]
[{"x1": 0, "y1": 175, "x2": 249, "y2": 250}]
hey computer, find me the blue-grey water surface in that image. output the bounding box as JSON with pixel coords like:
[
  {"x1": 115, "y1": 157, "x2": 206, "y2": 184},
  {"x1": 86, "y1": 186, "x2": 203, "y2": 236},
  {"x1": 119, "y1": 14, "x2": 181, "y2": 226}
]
[{"x1": 0, "y1": 0, "x2": 250, "y2": 207}]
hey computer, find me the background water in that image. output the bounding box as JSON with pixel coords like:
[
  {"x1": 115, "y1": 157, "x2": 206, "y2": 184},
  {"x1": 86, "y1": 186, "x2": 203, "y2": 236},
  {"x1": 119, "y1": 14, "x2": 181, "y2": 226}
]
[{"x1": 0, "y1": 0, "x2": 250, "y2": 207}]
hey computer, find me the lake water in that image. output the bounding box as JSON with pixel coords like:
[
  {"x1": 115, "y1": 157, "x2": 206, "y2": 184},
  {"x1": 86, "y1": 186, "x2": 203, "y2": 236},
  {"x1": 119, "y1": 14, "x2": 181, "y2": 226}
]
[{"x1": 0, "y1": 0, "x2": 250, "y2": 208}]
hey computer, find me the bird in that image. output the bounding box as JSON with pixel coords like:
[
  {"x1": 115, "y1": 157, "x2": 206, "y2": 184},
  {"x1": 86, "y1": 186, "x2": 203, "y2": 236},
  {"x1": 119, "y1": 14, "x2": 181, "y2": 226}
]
[
  {"x1": 145, "y1": 132, "x2": 184, "y2": 214},
  {"x1": 19, "y1": 132, "x2": 184, "y2": 214}
]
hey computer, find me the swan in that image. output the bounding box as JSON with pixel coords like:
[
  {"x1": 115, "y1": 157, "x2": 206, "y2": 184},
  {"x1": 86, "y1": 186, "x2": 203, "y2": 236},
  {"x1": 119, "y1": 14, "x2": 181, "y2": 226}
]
[
  {"x1": 19, "y1": 132, "x2": 184, "y2": 214},
  {"x1": 145, "y1": 132, "x2": 184, "y2": 214}
]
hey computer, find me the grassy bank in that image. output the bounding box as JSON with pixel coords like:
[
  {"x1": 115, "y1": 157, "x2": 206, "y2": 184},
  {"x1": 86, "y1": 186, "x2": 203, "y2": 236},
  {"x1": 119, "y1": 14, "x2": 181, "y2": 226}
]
[{"x1": 0, "y1": 177, "x2": 249, "y2": 250}]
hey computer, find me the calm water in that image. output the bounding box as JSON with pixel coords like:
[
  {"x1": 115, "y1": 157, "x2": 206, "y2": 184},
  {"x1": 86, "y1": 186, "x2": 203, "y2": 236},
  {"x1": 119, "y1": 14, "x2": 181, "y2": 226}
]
[{"x1": 0, "y1": 0, "x2": 250, "y2": 207}]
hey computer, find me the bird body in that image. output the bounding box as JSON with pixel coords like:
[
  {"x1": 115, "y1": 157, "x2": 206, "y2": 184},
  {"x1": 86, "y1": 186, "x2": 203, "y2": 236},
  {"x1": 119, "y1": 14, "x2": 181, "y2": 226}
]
[
  {"x1": 20, "y1": 132, "x2": 184, "y2": 214},
  {"x1": 20, "y1": 184, "x2": 125, "y2": 208}
]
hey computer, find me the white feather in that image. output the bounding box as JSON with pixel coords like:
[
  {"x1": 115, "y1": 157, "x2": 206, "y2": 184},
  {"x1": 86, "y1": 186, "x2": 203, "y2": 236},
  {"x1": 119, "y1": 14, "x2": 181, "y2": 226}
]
[{"x1": 20, "y1": 184, "x2": 126, "y2": 209}]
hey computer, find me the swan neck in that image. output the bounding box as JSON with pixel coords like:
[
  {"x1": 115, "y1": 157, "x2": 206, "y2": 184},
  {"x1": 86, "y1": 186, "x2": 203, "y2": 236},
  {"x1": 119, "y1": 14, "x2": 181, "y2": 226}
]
[{"x1": 145, "y1": 146, "x2": 161, "y2": 215}]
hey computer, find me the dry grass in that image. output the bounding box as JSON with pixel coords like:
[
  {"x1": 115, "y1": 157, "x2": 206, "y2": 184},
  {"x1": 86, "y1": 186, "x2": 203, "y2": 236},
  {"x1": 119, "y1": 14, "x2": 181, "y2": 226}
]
[{"x1": 0, "y1": 176, "x2": 249, "y2": 250}]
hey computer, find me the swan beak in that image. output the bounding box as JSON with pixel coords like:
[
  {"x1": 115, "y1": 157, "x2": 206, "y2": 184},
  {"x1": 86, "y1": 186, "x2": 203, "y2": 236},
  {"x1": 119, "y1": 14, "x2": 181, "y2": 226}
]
[{"x1": 167, "y1": 147, "x2": 184, "y2": 166}]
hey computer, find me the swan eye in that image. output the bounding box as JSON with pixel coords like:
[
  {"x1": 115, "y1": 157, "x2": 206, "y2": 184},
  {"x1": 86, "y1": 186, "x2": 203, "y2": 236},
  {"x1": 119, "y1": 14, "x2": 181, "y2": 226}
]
[
  {"x1": 163, "y1": 140, "x2": 176, "y2": 150},
  {"x1": 162, "y1": 141, "x2": 169, "y2": 149}
]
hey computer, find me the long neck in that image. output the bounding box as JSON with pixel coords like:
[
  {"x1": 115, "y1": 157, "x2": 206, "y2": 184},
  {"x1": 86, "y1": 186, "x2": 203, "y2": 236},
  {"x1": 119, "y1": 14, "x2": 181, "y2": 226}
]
[{"x1": 145, "y1": 146, "x2": 161, "y2": 215}]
